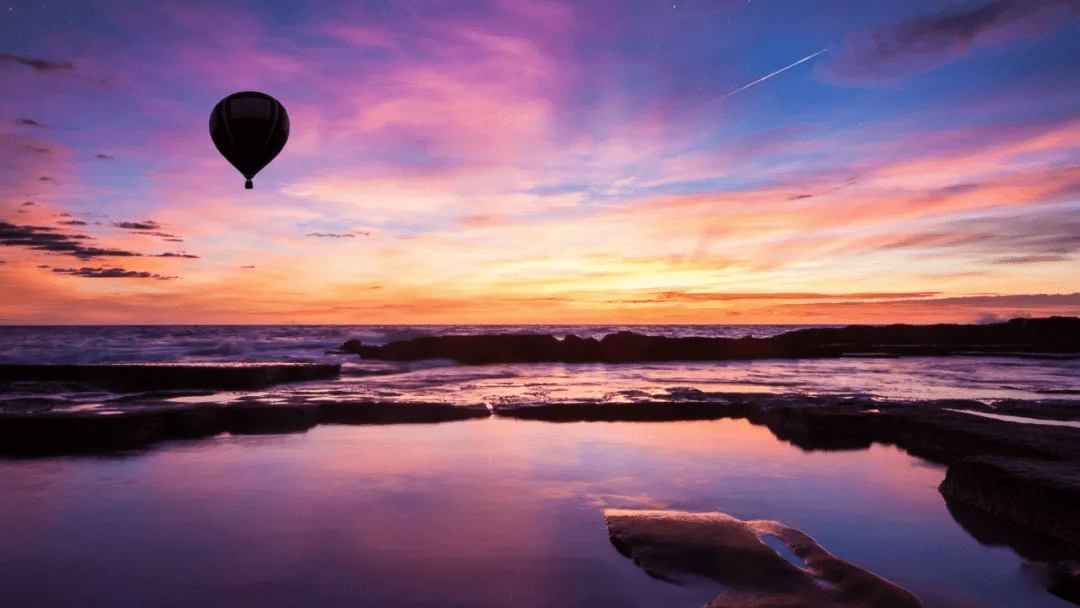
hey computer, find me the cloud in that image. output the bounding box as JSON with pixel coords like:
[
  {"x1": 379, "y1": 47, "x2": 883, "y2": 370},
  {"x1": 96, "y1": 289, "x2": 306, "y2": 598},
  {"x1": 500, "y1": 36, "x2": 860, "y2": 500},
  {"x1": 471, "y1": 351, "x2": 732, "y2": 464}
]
[
  {"x1": 0, "y1": 52, "x2": 117, "y2": 88},
  {"x1": 21, "y1": 201, "x2": 34, "y2": 207},
  {"x1": 0, "y1": 52, "x2": 75, "y2": 74},
  {"x1": 993, "y1": 254, "x2": 1072, "y2": 264},
  {"x1": 113, "y1": 220, "x2": 162, "y2": 230},
  {"x1": 617, "y1": 291, "x2": 941, "y2": 304},
  {"x1": 14, "y1": 119, "x2": 48, "y2": 128},
  {"x1": 153, "y1": 252, "x2": 199, "y2": 259},
  {"x1": 306, "y1": 231, "x2": 370, "y2": 238},
  {"x1": 51, "y1": 267, "x2": 177, "y2": 280},
  {"x1": 133, "y1": 230, "x2": 181, "y2": 239},
  {"x1": 822, "y1": 0, "x2": 1080, "y2": 83},
  {"x1": 38, "y1": 176, "x2": 56, "y2": 182},
  {"x1": 57, "y1": 220, "x2": 87, "y2": 226},
  {"x1": 0, "y1": 221, "x2": 143, "y2": 259},
  {"x1": 95, "y1": 153, "x2": 112, "y2": 159}
]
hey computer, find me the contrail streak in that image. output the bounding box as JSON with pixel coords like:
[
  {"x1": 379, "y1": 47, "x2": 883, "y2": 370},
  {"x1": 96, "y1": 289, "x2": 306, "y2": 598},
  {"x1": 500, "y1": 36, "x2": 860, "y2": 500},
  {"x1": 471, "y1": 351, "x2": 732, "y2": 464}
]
[{"x1": 713, "y1": 48, "x2": 828, "y2": 102}]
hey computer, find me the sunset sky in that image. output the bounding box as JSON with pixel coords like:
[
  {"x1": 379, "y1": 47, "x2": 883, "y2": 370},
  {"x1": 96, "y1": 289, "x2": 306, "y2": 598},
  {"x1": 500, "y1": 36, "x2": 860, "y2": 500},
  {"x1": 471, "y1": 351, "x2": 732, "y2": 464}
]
[{"x1": 1, "y1": 0, "x2": 1078, "y2": 324}]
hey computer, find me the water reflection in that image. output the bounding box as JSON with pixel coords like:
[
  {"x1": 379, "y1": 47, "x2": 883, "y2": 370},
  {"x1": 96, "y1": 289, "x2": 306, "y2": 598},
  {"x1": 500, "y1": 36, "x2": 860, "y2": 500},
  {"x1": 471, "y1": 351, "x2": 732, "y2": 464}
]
[{"x1": 0, "y1": 419, "x2": 1073, "y2": 607}]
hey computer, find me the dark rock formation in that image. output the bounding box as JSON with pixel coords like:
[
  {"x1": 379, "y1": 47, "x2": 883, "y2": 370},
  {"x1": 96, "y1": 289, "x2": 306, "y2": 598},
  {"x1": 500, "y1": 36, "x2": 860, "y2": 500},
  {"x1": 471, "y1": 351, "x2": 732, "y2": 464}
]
[
  {"x1": 317, "y1": 400, "x2": 489, "y2": 425},
  {"x1": 605, "y1": 509, "x2": 923, "y2": 608},
  {"x1": 0, "y1": 363, "x2": 341, "y2": 391},
  {"x1": 1035, "y1": 560, "x2": 1080, "y2": 605},
  {"x1": 495, "y1": 398, "x2": 1080, "y2": 464},
  {"x1": 226, "y1": 402, "x2": 321, "y2": 434},
  {"x1": 944, "y1": 496, "x2": 1080, "y2": 603},
  {"x1": 940, "y1": 456, "x2": 1080, "y2": 547},
  {"x1": 340, "y1": 339, "x2": 363, "y2": 354},
  {"x1": 497, "y1": 396, "x2": 1080, "y2": 563},
  {"x1": 347, "y1": 316, "x2": 1080, "y2": 364},
  {"x1": 493, "y1": 400, "x2": 752, "y2": 422},
  {"x1": 0, "y1": 404, "x2": 226, "y2": 455},
  {"x1": 940, "y1": 456, "x2": 1080, "y2": 601},
  {"x1": 0, "y1": 400, "x2": 490, "y2": 456}
]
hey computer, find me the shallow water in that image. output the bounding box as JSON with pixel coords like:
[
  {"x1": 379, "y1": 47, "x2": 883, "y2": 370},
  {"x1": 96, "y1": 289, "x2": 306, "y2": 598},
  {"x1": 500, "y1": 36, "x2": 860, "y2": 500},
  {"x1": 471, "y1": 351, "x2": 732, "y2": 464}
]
[{"x1": 0, "y1": 418, "x2": 1072, "y2": 607}]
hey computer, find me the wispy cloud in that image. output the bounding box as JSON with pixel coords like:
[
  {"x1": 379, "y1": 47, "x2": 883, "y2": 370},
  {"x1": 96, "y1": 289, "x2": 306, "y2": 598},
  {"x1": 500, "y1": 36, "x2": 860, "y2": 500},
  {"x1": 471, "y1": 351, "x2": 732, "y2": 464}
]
[
  {"x1": 616, "y1": 291, "x2": 941, "y2": 304},
  {"x1": 0, "y1": 222, "x2": 197, "y2": 260},
  {"x1": 113, "y1": 221, "x2": 162, "y2": 231},
  {"x1": 51, "y1": 266, "x2": 178, "y2": 280},
  {"x1": 822, "y1": 0, "x2": 1080, "y2": 83},
  {"x1": 13, "y1": 118, "x2": 48, "y2": 128},
  {"x1": 0, "y1": 222, "x2": 141, "y2": 259},
  {"x1": 0, "y1": 52, "x2": 75, "y2": 74},
  {"x1": 306, "y1": 231, "x2": 370, "y2": 238}
]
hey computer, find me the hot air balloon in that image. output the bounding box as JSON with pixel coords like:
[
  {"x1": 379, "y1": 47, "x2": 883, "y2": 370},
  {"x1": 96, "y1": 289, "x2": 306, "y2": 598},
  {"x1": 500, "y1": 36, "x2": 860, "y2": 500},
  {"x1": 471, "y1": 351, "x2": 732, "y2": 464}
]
[{"x1": 209, "y1": 91, "x2": 289, "y2": 189}]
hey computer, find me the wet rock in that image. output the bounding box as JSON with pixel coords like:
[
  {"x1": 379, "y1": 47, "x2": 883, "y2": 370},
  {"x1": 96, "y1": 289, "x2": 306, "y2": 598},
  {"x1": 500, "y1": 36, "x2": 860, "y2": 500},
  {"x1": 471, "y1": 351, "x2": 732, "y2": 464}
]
[
  {"x1": 340, "y1": 339, "x2": 363, "y2": 354},
  {"x1": 354, "y1": 334, "x2": 563, "y2": 364},
  {"x1": 1040, "y1": 560, "x2": 1080, "y2": 604},
  {"x1": 0, "y1": 404, "x2": 226, "y2": 456},
  {"x1": 605, "y1": 509, "x2": 923, "y2": 608},
  {"x1": 0, "y1": 363, "x2": 341, "y2": 391},
  {"x1": 502, "y1": 397, "x2": 1080, "y2": 557},
  {"x1": 317, "y1": 401, "x2": 490, "y2": 424},
  {"x1": 944, "y1": 496, "x2": 1080, "y2": 564},
  {"x1": 754, "y1": 406, "x2": 880, "y2": 451},
  {"x1": 225, "y1": 402, "x2": 320, "y2": 434},
  {"x1": 0, "y1": 399, "x2": 490, "y2": 455},
  {"x1": 940, "y1": 456, "x2": 1080, "y2": 547},
  {"x1": 351, "y1": 316, "x2": 1080, "y2": 364},
  {"x1": 493, "y1": 401, "x2": 750, "y2": 422}
]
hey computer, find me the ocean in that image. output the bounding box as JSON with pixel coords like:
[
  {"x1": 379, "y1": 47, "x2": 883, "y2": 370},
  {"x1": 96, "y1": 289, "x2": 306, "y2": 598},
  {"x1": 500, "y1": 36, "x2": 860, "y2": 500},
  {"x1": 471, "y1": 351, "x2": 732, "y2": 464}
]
[
  {"x1": 2, "y1": 324, "x2": 1079, "y2": 407},
  {"x1": 1, "y1": 325, "x2": 1078, "y2": 607}
]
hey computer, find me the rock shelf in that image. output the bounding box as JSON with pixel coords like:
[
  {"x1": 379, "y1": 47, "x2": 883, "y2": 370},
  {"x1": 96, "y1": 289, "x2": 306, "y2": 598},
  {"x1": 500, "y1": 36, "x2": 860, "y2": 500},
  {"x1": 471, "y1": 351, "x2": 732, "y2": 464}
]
[
  {"x1": 605, "y1": 509, "x2": 924, "y2": 608},
  {"x1": 345, "y1": 316, "x2": 1080, "y2": 364},
  {"x1": 0, "y1": 400, "x2": 490, "y2": 455},
  {"x1": 0, "y1": 363, "x2": 342, "y2": 391}
]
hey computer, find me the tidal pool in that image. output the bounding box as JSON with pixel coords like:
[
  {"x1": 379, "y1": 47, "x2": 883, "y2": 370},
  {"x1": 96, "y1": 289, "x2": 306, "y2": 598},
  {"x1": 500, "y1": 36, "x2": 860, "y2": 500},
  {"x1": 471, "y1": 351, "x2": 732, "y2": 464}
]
[{"x1": 0, "y1": 417, "x2": 1071, "y2": 607}]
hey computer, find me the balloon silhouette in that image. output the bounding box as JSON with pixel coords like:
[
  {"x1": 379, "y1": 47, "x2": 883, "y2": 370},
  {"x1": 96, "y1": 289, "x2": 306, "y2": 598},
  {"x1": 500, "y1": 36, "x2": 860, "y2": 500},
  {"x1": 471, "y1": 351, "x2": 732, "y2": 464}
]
[{"x1": 209, "y1": 91, "x2": 289, "y2": 189}]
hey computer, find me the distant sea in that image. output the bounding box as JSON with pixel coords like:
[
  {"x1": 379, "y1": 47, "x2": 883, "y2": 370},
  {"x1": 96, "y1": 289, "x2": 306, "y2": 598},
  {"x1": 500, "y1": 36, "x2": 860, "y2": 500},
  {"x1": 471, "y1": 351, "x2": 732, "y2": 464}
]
[{"x1": 2, "y1": 324, "x2": 1078, "y2": 404}]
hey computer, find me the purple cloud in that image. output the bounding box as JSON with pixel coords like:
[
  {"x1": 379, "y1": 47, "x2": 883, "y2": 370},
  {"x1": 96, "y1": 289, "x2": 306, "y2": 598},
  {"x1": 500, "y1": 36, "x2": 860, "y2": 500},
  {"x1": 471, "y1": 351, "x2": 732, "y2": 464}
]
[
  {"x1": 113, "y1": 220, "x2": 162, "y2": 230},
  {"x1": 0, "y1": 52, "x2": 75, "y2": 74},
  {"x1": 0, "y1": 221, "x2": 142, "y2": 260},
  {"x1": 51, "y1": 267, "x2": 177, "y2": 280},
  {"x1": 821, "y1": 0, "x2": 1080, "y2": 84}
]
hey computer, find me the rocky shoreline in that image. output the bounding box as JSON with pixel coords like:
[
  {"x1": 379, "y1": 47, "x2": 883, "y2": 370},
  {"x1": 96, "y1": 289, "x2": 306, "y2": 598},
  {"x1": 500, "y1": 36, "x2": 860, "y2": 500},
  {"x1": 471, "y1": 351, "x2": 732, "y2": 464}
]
[
  {"x1": 2, "y1": 320, "x2": 1079, "y2": 601},
  {"x1": 2, "y1": 388, "x2": 1076, "y2": 551},
  {"x1": 2, "y1": 392, "x2": 1076, "y2": 601},
  {"x1": 342, "y1": 316, "x2": 1080, "y2": 364},
  {"x1": 0, "y1": 362, "x2": 341, "y2": 391}
]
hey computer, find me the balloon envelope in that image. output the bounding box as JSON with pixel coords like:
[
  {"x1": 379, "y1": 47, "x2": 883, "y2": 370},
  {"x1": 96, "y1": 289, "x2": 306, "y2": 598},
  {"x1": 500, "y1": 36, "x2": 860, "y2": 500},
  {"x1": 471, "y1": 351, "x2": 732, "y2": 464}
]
[{"x1": 209, "y1": 91, "x2": 289, "y2": 189}]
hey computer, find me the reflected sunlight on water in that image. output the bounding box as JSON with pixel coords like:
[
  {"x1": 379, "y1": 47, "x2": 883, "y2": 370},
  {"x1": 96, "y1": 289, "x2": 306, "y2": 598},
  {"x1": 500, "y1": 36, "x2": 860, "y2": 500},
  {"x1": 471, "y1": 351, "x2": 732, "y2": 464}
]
[{"x1": 0, "y1": 418, "x2": 1071, "y2": 607}]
